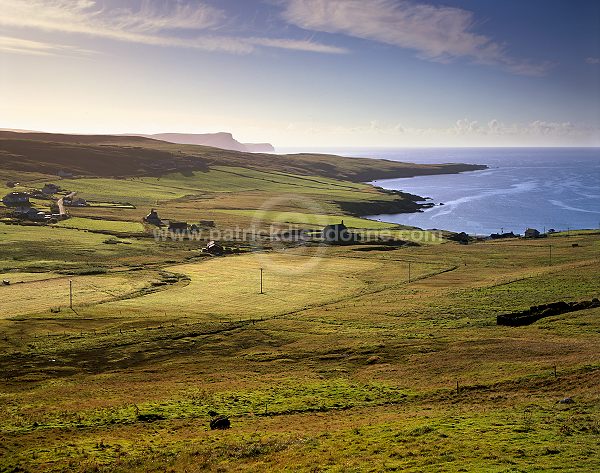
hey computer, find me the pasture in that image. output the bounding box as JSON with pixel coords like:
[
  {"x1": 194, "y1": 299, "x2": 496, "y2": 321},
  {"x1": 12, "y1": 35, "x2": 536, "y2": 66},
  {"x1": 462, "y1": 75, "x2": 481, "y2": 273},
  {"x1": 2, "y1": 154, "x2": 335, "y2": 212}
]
[
  {"x1": 55, "y1": 217, "x2": 145, "y2": 234},
  {"x1": 0, "y1": 270, "x2": 159, "y2": 318},
  {"x1": 0, "y1": 229, "x2": 598, "y2": 472},
  {"x1": 89, "y1": 252, "x2": 438, "y2": 321}
]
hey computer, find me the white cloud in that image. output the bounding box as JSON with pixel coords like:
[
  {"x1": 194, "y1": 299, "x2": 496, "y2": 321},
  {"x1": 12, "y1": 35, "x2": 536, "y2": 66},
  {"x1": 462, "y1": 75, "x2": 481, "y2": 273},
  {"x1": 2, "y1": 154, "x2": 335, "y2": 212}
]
[
  {"x1": 0, "y1": 0, "x2": 347, "y2": 55},
  {"x1": 586, "y1": 57, "x2": 600, "y2": 65},
  {"x1": 281, "y1": 0, "x2": 552, "y2": 76},
  {"x1": 247, "y1": 36, "x2": 347, "y2": 54},
  {"x1": 447, "y1": 118, "x2": 581, "y2": 137},
  {"x1": 279, "y1": 117, "x2": 598, "y2": 146}
]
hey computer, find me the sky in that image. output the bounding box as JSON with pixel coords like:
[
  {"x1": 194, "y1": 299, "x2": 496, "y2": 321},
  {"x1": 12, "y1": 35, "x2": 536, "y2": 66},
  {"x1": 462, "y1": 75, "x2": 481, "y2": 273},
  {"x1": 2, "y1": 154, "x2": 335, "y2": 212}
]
[{"x1": 1, "y1": 0, "x2": 599, "y2": 148}]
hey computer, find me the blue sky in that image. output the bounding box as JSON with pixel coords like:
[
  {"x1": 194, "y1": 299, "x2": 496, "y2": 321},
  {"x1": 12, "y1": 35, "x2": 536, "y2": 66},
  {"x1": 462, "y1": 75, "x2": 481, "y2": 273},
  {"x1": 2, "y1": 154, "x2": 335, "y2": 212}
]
[{"x1": 1, "y1": 0, "x2": 598, "y2": 147}]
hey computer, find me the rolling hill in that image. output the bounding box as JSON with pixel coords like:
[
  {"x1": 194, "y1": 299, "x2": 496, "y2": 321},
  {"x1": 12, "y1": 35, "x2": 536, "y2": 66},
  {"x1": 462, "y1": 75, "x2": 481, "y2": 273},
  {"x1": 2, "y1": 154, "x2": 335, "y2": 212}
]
[{"x1": 0, "y1": 131, "x2": 486, "y2": 181}]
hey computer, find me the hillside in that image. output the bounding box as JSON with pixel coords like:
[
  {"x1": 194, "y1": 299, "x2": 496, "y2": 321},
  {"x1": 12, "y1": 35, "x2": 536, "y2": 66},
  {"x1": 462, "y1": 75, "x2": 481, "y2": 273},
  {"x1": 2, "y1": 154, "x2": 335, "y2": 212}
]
[{"x1": 0, "y1": 131, "x2": 485, "y2": 181}]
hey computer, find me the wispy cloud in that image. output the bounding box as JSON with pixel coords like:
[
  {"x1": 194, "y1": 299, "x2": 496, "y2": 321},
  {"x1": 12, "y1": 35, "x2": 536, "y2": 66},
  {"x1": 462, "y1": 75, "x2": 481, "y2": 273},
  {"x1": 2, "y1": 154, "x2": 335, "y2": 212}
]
[
  {"x1": 281, "y1": 0, "x2": 552, "y2": 76},
  {"x1": 0, "y1": 35, "x2": 91, "y2": 56},
  {"x1": 450, "y1": 118, "x2": 582, "y2": 137},
  {"x1": 0, "y1": 0, "x2": 347, "y2": 55},
  {"x1": 283, "y1": 118, "x2": 597, "y2": 145},
  {"x1": 586, "y1": 57, "x2": 600, "y2": 65}
]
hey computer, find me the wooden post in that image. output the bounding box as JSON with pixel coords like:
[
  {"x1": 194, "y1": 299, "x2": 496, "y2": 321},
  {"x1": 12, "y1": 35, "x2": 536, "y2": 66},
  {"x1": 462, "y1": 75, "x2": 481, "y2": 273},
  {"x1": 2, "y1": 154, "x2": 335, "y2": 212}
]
[
  {"x1": 553, "y1": 365, "x2": 557, "y2": 378},
  {"x1": 69, "y1": 280, "x2": 73, "y2": 309},
  {"x1": 408, "y1": 262, "x2": 411, "y2": 283},
  {"x1": 260, "y1": 268, "x2": 264, "y2": 294},
  {"x1": 456, "y1": 380, "x2": 459, "y2": 394}
]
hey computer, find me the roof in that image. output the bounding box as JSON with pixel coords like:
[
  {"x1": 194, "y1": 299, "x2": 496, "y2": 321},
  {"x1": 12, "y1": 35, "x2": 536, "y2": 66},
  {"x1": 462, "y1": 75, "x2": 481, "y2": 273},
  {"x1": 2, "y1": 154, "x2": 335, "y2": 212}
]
[
  {"x1": 168, "y1": 221, "x2": 188, "y2": 229},
  {"x1": 4, "y1": 192, "x2": 29, "y2": 198},
  {"x1": 323, "y1": 220, "x2": 347, "y2": 231}
]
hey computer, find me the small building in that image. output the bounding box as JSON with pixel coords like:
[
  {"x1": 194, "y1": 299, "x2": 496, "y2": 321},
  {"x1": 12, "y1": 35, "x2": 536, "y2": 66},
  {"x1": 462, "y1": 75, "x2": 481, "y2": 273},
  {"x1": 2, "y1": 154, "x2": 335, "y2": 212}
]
[
  {"x1": 524, "y1": 228, "x2": 541, "y2": 239},
  {"x1": 168, "y1": 221, "x2": 188, "y2": 232},
  {"x1": 322, "y1": 220, "x2": 358, "y2": 244},
  {"x1": 199, "y1": 220, "x2": 215, "y2": 228},
  {"x1": 42, "y1": 183, "x2": 60, "y2": 195},
  {"x1": 23, "y1": 208, "x2": 50, "y2": 222},
  {"x1": 13, "y1": 205, "x2": 32, "y2": 214},
  {"x1": 204, "y1": 240, "x2": 224, "y2": 256},
  {"x1": 449, "y1": 231, "x2": 470, "y2": 244},
  {"x1": 65, "y1": 197, "x2": 87, "y2": 207},
  {"x1": 144, "y1": 209, "x2": 162, "y2": 226},
  {"x1": 489, "y1": 231, "x2": 517, "y2": 240},
  {"x1": 2, "y1": 192, "x2": 30, "y2": 207}
]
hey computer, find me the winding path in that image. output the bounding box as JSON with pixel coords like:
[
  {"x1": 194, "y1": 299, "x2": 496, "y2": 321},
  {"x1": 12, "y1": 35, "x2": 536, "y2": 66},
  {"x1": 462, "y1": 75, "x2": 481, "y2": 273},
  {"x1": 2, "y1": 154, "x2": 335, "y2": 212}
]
[{"x1": 57, "y1": 191, "x2": 76, "y2": 217}]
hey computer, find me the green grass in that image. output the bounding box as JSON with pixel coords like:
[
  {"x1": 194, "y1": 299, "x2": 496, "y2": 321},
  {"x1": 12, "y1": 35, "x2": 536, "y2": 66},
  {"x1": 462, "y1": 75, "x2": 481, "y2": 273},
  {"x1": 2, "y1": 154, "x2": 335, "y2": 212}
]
[
  {"x1": 90, "y1": 252, "x2": 424, "y2": 320},
  {"x1": 0, "y1": 271, "x2": 158, "y2": 318},
  {"x1": 213, "y1": 209, "x2": 399, "y2": 229},
  {"x1": 55, "y1": 217, "x2": 144, "y2": 234},
  {"x1": 58, "y1": 167, "x2": 382, "y2": 208},
  {"x1": 58, "y1": 177, "x2": 189, "y2": 206},
  {"x1": 0, "y1": 178, "x2": 599, "y2": 472},
  {"x1": 0, "y1": 222, "x2": 174, "y2": 273}
]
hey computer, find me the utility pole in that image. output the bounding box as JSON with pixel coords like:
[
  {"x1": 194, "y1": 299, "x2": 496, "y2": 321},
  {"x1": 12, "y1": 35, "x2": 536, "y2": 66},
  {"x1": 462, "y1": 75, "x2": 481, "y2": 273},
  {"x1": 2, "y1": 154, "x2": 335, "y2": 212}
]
[
  {"x1": 260, "y1": 268, "x2": 264, "y2": 294},
  {"x1": 69, "y1": 280, "x2": 73, "y2": 309}
]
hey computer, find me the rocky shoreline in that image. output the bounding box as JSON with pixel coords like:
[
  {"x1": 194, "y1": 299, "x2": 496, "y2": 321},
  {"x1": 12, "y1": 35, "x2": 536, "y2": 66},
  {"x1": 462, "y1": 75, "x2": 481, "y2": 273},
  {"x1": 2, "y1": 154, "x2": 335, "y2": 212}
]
[
  {"x1": 339, "y1": 164, "x2": 487, "y2": 217},
  {"x1": 337, "y1": 189, "x2": 435, "y2": 217}
]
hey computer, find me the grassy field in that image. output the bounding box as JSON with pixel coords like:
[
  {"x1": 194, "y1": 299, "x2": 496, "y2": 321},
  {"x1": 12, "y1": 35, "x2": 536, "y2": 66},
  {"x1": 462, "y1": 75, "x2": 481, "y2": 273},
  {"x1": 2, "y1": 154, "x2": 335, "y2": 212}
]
[
  {"x1": 0, "y1": 228, "x2": 598, "y2": 472},
  {"x1": 58, "y1": 166, "x2": 396, "y2": 210},
  {"x1": 0, "y1": 270, "x2": 160, "y2": 318},
  {"x1": 55, "y1": 217, "x2": 145, "y2": 234},
  {"x1": 213, "y1": 209, "x2": 398, "y2": 229},
  {"x1": 88, "y1": 253, "x2": 440, "y2": 321}
]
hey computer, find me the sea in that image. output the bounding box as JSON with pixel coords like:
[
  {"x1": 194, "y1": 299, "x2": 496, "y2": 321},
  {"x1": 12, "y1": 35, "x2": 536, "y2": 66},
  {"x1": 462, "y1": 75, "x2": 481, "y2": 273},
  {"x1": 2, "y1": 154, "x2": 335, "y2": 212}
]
[{"x1": 279, "y1": 147, "x2": 600, "y2": 236}]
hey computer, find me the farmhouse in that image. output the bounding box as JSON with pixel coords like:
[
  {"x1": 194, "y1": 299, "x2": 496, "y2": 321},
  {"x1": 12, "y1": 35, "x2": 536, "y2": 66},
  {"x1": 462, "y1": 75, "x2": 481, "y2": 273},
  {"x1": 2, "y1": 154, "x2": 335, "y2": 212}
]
[
  {"x1": 65, "y1": 197, "x2": 88, "y2": 207},
  {"x1": 449, "y1": 231, "x2": 470, "y2": 244},
  {"x1": 2, "y1": 192, "x2": 30, "y2": 207},
  {"x1": 524, "y1": 228, "x2": 541, "y2": 238},
  {"x1": 144, "y1": 209, "x2": 162, "y2": 226},
  {"x1": 204, "y1": 240, "x2": 224, "y2": 256},
  {"x1": 42, "y1": 183, "x2": 60, "y2": 195},
  {"x1": 322, "y1": 220, "x2": 359, "y2": 244},
  {"x1": 22, "y1": 208, "x2": 51, "y2": 222}
]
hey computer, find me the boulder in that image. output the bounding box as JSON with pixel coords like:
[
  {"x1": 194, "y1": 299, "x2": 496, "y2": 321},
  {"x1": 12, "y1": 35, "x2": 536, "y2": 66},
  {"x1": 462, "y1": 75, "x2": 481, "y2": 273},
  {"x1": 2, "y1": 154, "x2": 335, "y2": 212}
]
[
  {"x1": 557, "y1": 397, "x2": 575, "y2": 404},
  {"x1": 210, "y1": 416, "x2": 231, "y2": 430}
]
